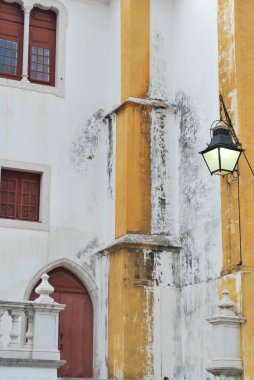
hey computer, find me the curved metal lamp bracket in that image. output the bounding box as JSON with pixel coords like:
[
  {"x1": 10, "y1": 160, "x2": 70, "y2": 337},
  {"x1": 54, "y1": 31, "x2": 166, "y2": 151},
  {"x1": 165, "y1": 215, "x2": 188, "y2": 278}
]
[{"x1": 220, "y1": 94, "x2": 254, "y2": 177}]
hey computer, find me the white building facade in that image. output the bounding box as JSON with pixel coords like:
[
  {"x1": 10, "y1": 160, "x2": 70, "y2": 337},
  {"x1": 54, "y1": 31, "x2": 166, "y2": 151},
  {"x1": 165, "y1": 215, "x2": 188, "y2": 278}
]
[{"x1": 0, "y1": 1, "x2": 230, "y2": 379}]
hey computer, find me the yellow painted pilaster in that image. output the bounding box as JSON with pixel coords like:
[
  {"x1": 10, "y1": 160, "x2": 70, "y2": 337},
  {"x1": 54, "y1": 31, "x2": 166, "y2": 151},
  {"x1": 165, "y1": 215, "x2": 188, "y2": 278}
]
[
  {"x1": 218, "y1": 0, "x2": 241, "y2": 273},
  {"x1": 218, "y1": 0, "x2": 254, "y2": 378},
  {"x1": 108, "y1": 1, "x2": 153, "y2": 379},
  {"x1": 108, "y1": 248, "x2": 154, "y2": 380},
  {"x1": 115, "y1": 102, "x2": 151, "y2": 238},
  {"x1": 234, "y1": 0, "x2": 254, "y2": 267},
  {"x1": 121, "y1": 0, "x2": 150, "y2": 101}
]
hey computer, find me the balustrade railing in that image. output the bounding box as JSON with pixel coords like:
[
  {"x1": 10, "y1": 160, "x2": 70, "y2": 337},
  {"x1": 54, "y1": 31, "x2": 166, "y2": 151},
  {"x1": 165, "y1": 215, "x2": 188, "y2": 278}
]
[{"x1": 0, "y1": 274, "x2": 65, "y2": 361}]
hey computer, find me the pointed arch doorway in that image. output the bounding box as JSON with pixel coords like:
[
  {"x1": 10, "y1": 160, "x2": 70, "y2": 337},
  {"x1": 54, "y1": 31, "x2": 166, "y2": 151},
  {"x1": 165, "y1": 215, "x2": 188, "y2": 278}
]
[{"x1": 30, "y1": 267, "x2": 93, "y2": 378}]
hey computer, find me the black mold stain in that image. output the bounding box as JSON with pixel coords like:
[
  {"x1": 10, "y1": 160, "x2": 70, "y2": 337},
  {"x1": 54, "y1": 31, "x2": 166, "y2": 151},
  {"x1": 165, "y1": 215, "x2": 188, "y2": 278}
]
[
  {"x1": 77, "y1": 238, "x2": 99, "y2": 260},
  {"x1": 106, "y1": 115, "x2": 114, "y2": 198},
  {"x1": 71, "y1": 109, "x2": 106, "y2": 175},
  {"x1": 154, "y1": 251, "x2": 180, "y2": 288},
  {"x1": 175, "y1": 92, "x2": 210, "y2": 287},
  {"x1": 175, "y1": 92, "x2": 209, "y2": 225},
  {"x1": 151, "y1": 109, "x2": 170, "y2": 234}
]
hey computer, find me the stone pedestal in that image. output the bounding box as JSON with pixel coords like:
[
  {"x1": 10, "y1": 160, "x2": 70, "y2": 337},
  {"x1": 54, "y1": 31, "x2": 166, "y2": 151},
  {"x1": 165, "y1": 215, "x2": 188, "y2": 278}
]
[{"x1": 207, "y1": 289, "x2": 245, "y2": 380}]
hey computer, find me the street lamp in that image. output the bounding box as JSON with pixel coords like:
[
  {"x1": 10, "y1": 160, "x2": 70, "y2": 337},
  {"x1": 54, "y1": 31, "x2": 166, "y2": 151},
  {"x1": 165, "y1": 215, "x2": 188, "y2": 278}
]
[
  {"x1": 199, "y1": 120, "x2": 242, "y2": 176},
  {"x1": 199, "y1": 95, "x2": 244, "y2": 176}
]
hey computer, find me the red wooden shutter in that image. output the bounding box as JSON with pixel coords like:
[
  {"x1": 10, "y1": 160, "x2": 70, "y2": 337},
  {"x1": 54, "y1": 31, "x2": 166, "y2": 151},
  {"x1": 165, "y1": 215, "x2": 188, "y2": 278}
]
[
  {"x1": 20, "y1": 176, "x2": 40, "y2": 221},
  {"x1": 0, "y1": 172, "x2": 18, "y2": 218},
  {"x1": 0, "y1": 0, "x2": 24, "y2": 80},
  {"x1": 0, "y1": 170, "x2": 40, "y2": 221},
  {"x1": 29, "y1": 7, "x2": 56, "y2": 86}
]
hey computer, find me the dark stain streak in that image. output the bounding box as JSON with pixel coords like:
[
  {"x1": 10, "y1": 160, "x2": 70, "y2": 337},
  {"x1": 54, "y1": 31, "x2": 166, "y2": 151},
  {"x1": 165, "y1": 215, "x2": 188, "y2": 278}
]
[
  {"x1": 70, "y1": 109, "x2": 106, "y2": 175},
  {"x1": 106, "y1": 115, "x2": 114, "y2": 198},
  {"x1": 175, "y1": 92, "x2": 210, "y2": 287},
  {"x1": 76, "y1": 238, "x2": 99, "y2": 273},
  {"x1": 151, "y1": 109, "x2": 170, "y2": 234}
]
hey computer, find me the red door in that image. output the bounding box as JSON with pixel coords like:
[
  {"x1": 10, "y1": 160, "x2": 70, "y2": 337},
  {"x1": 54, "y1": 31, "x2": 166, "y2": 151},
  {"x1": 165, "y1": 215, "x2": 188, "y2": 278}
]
[{"x1": 30, "y1": 267, "x2": 93, "y2": 378}]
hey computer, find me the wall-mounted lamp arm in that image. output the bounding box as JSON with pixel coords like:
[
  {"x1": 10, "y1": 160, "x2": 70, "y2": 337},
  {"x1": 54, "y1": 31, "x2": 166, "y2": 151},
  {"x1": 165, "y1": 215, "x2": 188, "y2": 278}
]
[
  {"x1": 220, "y1": 94, "x2": 254, "y2": 177},
  {"x1": 242, "y1": 151, "x2": 254, "y2": 177},
  {"x1": 219, "y1": 95, "x2": 241, "y2": 146}
]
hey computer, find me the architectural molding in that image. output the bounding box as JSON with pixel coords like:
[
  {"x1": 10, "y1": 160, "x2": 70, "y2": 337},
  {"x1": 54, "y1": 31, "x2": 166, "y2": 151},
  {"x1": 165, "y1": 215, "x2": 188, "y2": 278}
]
[
  {"x1": 0, "y1": 358, "x2": 65, "y2": 368},
  {"x1": 105, "y1": 97, "x2": 174, "y2": 118},
  {"x1": 98, "y1": 233, "x2": 181, "y2": 254},
  {"x1": 72, "y1": 0, "x2": 110, "y2": 6},
  {"x1": 206, "y1": 367, "x2": 243, "y2": 376},
  {"x1": 23, "y1": 258, "x2": 98, "y2": 303}
]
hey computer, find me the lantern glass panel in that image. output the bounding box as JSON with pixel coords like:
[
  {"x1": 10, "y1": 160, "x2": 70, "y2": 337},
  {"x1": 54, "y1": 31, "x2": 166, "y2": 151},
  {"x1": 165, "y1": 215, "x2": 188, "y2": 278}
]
[
  {"x1": 203, "y1": 148, "x2": 219, "y2": 173},
  {"x1": 220, "y1": 147, "x2": 241, "y2": 172}
]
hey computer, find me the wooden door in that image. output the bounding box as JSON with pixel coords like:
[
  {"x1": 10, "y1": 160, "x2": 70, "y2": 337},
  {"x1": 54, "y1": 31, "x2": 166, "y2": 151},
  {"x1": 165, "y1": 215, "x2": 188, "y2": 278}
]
[{"x1": 30, "y1": 267, "x2": 93, "y2": 378}]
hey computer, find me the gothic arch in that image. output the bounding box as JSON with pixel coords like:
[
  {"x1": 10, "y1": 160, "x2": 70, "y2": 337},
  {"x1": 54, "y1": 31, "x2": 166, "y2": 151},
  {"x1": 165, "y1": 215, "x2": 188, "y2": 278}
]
[
  {"x1": 23, "y1": 257, "x2": 98, "y2": 307},
  {"x1": 23, "y1": 258, "x2": 99, "y2": 376}
]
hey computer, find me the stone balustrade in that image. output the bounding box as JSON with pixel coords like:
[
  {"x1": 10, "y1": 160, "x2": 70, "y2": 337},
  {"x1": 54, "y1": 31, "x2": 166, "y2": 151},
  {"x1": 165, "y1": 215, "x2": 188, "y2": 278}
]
[{"x1": 0, "y1": 274, "x2": 65, "y2": 380}]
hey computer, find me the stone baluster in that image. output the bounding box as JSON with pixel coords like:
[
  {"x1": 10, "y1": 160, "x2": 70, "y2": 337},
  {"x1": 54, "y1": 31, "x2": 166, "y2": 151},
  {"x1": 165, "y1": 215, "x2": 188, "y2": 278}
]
[
  {"x1": 0, "y1": 309, "x2": 5, "y2": 348},
  {"x1": 7, "y1": 309, "x2": 22, "y2": 348},
  {"x1": 25, "y1": 309, "x2": 34, "y2": 347},
  {"x1": 35, "y1": 273, "x2": 54, "y2": 303},
  {"x1": 218, "y1": 289, "x2": 235, "y2": 316}
]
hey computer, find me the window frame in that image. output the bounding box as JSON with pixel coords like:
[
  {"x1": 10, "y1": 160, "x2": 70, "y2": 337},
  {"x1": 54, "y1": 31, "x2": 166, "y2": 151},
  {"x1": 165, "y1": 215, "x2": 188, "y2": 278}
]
[
  {"x1": 0, "y1": 169, "x2": 41, "y2": 221},
  {"x1": 0, "y1": 0, "x2": 24, "y2": 80},
  {"x1": 0, "y1": 160, "x2": 50, "y2": 231},
  {"x1": 28, "y1": 7, "x2": 56, "y2": 86},
  {"x1": 0, "y1": 0, "x2": 67, "y2": 97}
]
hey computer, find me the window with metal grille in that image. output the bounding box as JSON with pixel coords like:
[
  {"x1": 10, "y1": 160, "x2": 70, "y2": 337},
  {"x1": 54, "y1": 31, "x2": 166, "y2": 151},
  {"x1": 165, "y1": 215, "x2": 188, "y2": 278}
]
[
  {"x1": 0, "y1": 0, "x2": 24, "y2": 80},
  {"x1": 0, "y1": 170, "x2": 40, "y2": 221},
  {"x1": 29, "y1": 7, "x2": 56, "y2": 86}
]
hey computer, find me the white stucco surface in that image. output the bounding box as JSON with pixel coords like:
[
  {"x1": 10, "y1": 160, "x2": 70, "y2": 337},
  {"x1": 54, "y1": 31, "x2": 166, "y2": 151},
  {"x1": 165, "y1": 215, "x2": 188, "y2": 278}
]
[
  {"x1": 0, "y1": 0, "x2": 119, "y2": 376},
  {"x1": 0, "y1": 0, "x2": 118, "y2": 289},
  {"x1": 150, "y1": 0, "x2": 222, "y2": 379},
  {"x1": 0, "y1": 367, "x2": 58, "y2": 380}
]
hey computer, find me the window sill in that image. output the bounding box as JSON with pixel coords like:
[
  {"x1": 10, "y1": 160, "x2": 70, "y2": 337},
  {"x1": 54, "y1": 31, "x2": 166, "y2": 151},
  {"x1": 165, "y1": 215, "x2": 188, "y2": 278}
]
[
  {"x1": 0, "y1": 77, "x2": 64, "y2": 97},
  {"x1": 0, "y1": 218, "x2": 49, "y2": 231}
]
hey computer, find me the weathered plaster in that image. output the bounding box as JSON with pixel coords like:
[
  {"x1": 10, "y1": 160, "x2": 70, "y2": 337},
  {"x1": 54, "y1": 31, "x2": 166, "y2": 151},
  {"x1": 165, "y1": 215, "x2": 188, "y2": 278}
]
[
  {"x1": 71, "y1": 109, "x2": 107, "y2": 175},
  {"x1": 149, "y1": 32, "x2": 167, "y2": 101},
  {"x1": 151, "y1": 109, "x2": 170, "y2": 235}
]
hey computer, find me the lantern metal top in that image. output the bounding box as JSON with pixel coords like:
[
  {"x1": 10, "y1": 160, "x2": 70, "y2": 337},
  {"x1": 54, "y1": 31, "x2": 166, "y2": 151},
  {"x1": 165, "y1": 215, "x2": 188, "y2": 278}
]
[{"x1": 207, "y1": 120, "x2": 239, "y2": 150}]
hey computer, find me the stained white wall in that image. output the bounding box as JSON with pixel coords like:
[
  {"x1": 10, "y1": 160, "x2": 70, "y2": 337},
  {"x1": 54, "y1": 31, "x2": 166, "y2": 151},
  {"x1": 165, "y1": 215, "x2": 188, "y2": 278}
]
[
  {"x1": 0, "y1": 0, "x2": 120, "y2": 375},
  {"x1": 150, "y1": 0, "x2": 222, "y2": 379},
  {"x1": 0, "y1": 0, "x2": 223, "y2": 378}
]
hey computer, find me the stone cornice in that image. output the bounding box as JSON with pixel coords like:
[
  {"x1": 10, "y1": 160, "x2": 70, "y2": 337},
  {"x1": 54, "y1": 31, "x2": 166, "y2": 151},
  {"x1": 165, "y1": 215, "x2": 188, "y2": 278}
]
[
  {"x1": 207, "y1": 315, "x2": 246, "y2": 325},
  {"x1": 0, "y1": 358, "x2": 65, "y2": 368},
  {"x1": 97, "y1": 233, "x2": 181, "y2": 254},
  {"x1": 206, "y1": 367, "x2": 243, "y2": 376},
  {"x1": 105, "y1": 97, "x2": 174, "y2": 118}
]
